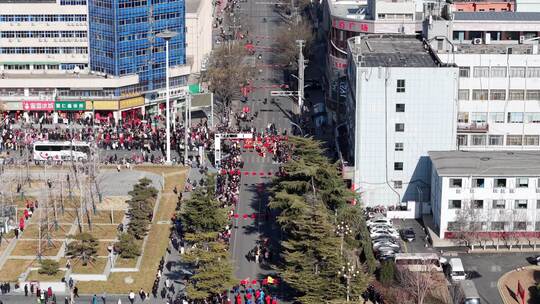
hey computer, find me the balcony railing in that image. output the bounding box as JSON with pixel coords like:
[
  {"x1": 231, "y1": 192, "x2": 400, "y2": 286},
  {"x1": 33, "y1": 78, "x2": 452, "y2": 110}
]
[{"x1": 457, "y1": 122, "x2": 489, "y2": 133}]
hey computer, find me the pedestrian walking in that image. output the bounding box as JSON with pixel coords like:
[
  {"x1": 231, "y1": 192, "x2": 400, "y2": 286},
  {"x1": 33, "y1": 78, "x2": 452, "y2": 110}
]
[
  {"x1": 101, "y1": 293, "x2": 107, "y2": 304},
  {"x1": 128, "y1": 290, "x2": 135, "y2": 304},
  {"x1": 64, "y1": 297, "x2": 69, "y2": 304},
  {"x1": 73, "y1": 286, "x2": 79, "y2": 298},
  {"x1": 92, "y1": 294, "x2": 98, "y2": 304},
  {"x1": 24, "y1": 284, "x2": 28, "y2": 296}
]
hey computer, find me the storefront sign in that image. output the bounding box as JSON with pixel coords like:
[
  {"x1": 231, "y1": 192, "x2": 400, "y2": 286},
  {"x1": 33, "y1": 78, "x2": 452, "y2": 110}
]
[
  {"x1": 86, "y1": 100, "x2": 119, "y2": 111},
  {"x1": 22, "y1": 101, "x2": 54, "y2": 111},
  {"x1": 55, "y1": 101, "x2": 86, "y2": 111},
  {"x1": 119, "y1": 96, "x2": 144, "y2": 110},
  {"x1": 4, "y1": 101, "x2": 22, "y2": 111},
  {"x1": 331, "y1": 19, "x2": 371, "y2": 33}
]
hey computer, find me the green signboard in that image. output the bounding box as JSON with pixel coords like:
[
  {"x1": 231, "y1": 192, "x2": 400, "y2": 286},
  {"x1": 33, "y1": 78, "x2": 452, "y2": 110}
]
[
  {"x1": 55, "y1": 101, "x2": 86, "y2": 111},
  {"x1": 189, "y1": 83, "x2": 201, "y2": 94}
]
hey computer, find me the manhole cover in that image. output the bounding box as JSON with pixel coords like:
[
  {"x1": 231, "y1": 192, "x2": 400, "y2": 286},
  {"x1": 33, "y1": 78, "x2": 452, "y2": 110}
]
[
  {"x1": 124, "y1": 276, "x2": 134, "y2": 284},
  {"x1": 480, "y1": 157, "x2": 490, "y2": 161}
]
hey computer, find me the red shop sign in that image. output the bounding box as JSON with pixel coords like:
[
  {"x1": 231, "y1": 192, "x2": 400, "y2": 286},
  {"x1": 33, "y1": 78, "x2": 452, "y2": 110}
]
[
  {"x1": 22, "y1": 101, "x2": 54, "y2": 112},
  {"x1": 332, "y1": 19, "x2": 370, "y2": 33}
]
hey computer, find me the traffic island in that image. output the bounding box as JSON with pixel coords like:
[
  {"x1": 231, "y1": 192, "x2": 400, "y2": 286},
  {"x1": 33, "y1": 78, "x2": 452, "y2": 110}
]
[{"x1": 498, "y1": 265, "x2": 540, "y2": 304}]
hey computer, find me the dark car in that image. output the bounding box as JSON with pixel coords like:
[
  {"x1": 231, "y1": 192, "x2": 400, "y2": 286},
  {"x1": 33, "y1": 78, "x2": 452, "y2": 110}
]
[{"x1": 400, "y1": 228, "x2": 416, "y2": 242}]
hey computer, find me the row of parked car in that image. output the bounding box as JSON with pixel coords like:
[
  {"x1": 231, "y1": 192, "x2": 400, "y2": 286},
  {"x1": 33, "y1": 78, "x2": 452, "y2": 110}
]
[{"x1": 366, "y1": 216, "x2": 416, "y2": 261}]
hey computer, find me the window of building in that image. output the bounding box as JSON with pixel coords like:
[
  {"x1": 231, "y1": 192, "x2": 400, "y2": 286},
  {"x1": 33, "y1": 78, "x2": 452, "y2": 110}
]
[
  {"x1": 517, "y1": 177, "x2": 529, "y2": 188},
  {"x1": 458, "y1": 112, "x2": 469, "y2": 123},
  {"x1": 471, "y1": 135, "x2": 486, "y2": 146},
  {"x1": 490, "y1": 89, "x2": 506, "y2": 100},
  {"x1": 396, "y1": 79, "x2": 405, "y2": 93},
  {"x1": 514, "y1": 221, "x2": 527, "y2": 231},
  {"x1": 459, "y1": 67, "x2": 470, "y2": 78},
  {"x1": 536, "y1": 221, "x2": 540, "y2": 231},
  {"x1": 471, "y1": 112, "x2": 487, "y2": 123},
  {"x1": 509, "y1": 90, "x2": 525, "y2": 100},
  {"x1": 395, "y1": 143, "x2": 404, "y2": 151},
  {"x1": 457, "y1": 135, "x2": 468, "y2": 146},
  {"x1": 491, "y1": 222, "x2": 505, "y2": 231},
  {"x1": 394, "y1": 162, "x2": 403, "y2": 171},
  {"x1": 507, "y1": 135, "x2": 523, "y2": 146},
  {"x1": 395, "y1": 123, "x2": 404, "y2": 132},
  {"x1": 472, "y1": 200, "x2": 484, "y2": 209},
  {"x1": 492, "y1": 200, "x2": 505, "y2": 209},
  {"x1": 472, "y1": 89, "x2": 488, "y2": 100},
  {"x1": 490, "y1": 67, "x2": 507, "y2": 78},
  {"x1": 508, "y1": 112, "x2": 524, "y2": 123},
  {"x1": 458, "y1": 89, "x2": 470, "y2": 100},
  {"x1": 489, "y1": 135, "x2": 504, "y2": 146},
  {"x1": 450, "y1": 178, "x2": 462, "y2": 188},
  {"x1": 537, "y1": 200, "x2": 540, "y2": 209},
  {"x1": 526, "y1": 90, "x2": 540, "y2": 100},
  {"x1": 510, "y1": 67, "x2": 526, "y2": 78},
  {"x1": 489, "y1": 112, "x2": 505, "y2": 123},
  {"x1": 396, "y1": 104, "x2": 405, "y2": 112},
  {"x1": 394, "y1": 181, "x2": 402, "y2": 189},
  {"x1": 527, "y1": 67, "x2": 540, "y2": 78},
  {"x1": 495, "y1": 178, "x2": 507, "y2": 187},
  {"x1": 449, "y1": 200, "x2": 462, "y2": 209},
  {"x1": 525, "y1": 113, "x2": 540, "y2": 123},
  {"x1": 473, "y1": 66, "x2": 490, "y2": 78},
  {"x1": 472, "y1": 178, "x2": 485, "y2": 188},
  {"x1": 524, "y1": 135, "x2": 540, "y2": 146},
  {"x1": 447, "y1": 221, "x2": 460, "y2": 231},
  {"x1": 515, "y1": 200, "x2": 528, "y2": 209}
]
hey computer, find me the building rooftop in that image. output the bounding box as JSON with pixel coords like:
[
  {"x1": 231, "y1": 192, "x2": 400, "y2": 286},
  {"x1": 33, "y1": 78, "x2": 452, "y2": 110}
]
[
  {"x1": 453, "y1": 11, "x2": 540, "y2": 21},
  {"x1": 444, "y1": 43, "x2": 537, "y2": 55},
  {"x1": 348, "y1": 35, "x2": 446, "y2": 67},
  {"x1": 429, "y1": 151, "x2": 540, "y2": 176},
  {"x1": 186, "y1": 0, "x2": 201, "y2": 14},
  {"x1": 327, "y1": 0, "x2": 368, "y2": 20}
]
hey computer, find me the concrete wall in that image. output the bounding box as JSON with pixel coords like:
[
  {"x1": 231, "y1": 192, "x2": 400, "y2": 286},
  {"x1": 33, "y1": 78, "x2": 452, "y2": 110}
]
[
  {"x1": 349, "y1": 66, "x2": 458, "y2": 206},
  {"x1": 186, "y1": 0, "x2": 213, "y2": 74}
]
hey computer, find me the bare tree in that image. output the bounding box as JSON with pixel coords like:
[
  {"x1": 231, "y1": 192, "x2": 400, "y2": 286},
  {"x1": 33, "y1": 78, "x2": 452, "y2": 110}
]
[
  {"x1": 453, "y1": 200, "x2": 486, "y2": 250},
  {"x1": 274, "y1": 18, "x2": 314, "y2": 70},
  {"x1": 396, "y1": 266, "x2": 440, "y2": 304},
  {"x1": 205, "y1": 41, "x2": 253, "y2": 107}
]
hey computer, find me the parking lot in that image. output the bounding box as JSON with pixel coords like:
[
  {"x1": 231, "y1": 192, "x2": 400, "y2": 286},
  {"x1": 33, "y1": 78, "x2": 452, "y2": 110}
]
[{"x1": 389, "y1": 219, "x2": 535, "y2": 304}]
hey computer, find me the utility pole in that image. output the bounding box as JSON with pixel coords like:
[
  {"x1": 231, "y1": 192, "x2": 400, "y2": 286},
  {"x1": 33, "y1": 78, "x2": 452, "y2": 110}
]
[{"x1": 296, "y1": 40, "x2": 305, "y2": 114}]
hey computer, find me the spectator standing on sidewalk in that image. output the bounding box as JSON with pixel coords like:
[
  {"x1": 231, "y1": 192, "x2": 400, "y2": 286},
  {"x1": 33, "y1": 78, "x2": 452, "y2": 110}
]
[{"x1": 128, "y1": 290, "x2": 135, "y2": 304}]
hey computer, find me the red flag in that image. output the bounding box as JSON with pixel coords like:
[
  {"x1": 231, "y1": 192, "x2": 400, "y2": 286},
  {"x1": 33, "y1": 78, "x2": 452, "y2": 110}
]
[{"x1": 517, "y1": 280, "x2": 526, "y2": 304}]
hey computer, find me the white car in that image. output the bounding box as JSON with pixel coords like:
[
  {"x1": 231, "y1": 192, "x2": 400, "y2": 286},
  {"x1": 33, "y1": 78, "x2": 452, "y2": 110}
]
[
  {"x1": 371, "y1": 228, "x2": 399, "y2": 238},
  {"x1": 368, "y1": 223, "x2": 393, "y2": 231},
  {"x1": 371, "y1": 231, "x2": 400, "y2": 240},
  {"x1": 367, "y1": 218, "x2": 392, "y2": 227},
  {"x1": 372, "y1": 241, "x2": 400, "y2": 251}
]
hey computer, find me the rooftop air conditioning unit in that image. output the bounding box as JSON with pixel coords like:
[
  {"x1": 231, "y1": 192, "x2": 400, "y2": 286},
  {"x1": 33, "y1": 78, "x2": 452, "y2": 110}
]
[
  {"x1": 473, "y1": 38, "x2": 483, "y2": 45},
  {"x1": 519, "y1": 35, "x2": 525, "y2": 44}
]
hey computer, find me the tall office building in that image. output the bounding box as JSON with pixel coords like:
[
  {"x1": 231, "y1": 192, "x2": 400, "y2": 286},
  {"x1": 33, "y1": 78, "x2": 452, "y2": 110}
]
[
  {"x1": 0, "y1": 0, "x2": 89, "y2": 73},
  {"x1": 88, "y1": 0, "x2": 186, "y2": 91}
]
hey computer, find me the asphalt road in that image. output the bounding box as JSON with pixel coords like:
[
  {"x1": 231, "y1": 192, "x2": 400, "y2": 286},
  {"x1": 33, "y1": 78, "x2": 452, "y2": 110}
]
[{"x1": 228, "y1": 0, "x2": 293, "y2": 297}]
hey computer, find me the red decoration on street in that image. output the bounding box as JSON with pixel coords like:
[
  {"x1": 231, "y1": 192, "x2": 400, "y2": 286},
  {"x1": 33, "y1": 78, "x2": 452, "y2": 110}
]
[
  {"x1": 243, "y1": 214, "x2": 248, "y2": 219},
  {"x1": 234, "y1": 214, "x2": 239, "y2": 219},
  {"x1": 251, "y1": 213, "x2": 257, "y2": 219}
]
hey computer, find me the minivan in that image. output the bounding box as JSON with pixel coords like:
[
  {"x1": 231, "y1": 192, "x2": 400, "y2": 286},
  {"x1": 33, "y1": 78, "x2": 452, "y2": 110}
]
[
  {"x1": 456, "y1": 280, "x2": 480, "y2": 304},
  {"x1": 449, "y1": 258, "x2": 467, "y2": 281}
]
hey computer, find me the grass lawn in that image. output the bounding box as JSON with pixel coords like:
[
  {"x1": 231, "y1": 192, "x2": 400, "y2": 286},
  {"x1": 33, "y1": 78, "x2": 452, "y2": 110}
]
[
  {"x1": 91, "y1": 210, "x2": 126, "y2": 224},
  {"x1": 72, "y1": 258, "x2": 107, "y2": 274},
  {"x1": 75, "y1": 167, "x2": 184, "y2": 294},
  {"x1": 78, "y1": 225, "x2": 118, "y2": 240},
  {"x1": 21, "y1": 224, "x2": 71, "y2": 240},
  {"x1": 27, "y1": 270, "x2": 66, "y2": 282},
  {"x1": 97, "y1": 241, "x2": 114, "y2": 256},
  {"x1": 10, "y1": 195, "x2": 37, "y2": 208},
  {"x1": 0, "y1": 259, "x2": 34, "y2": 282},
  {"x1": 11, "y1": 240, "x2": 62, "y2": 257},
  {"x1": 114, "y1": 257, "x2": 138, "y2": 268}
]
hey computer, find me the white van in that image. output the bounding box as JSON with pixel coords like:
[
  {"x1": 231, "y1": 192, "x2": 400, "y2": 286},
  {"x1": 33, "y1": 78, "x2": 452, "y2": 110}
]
[{"x1": 449, "y1": 258, "x2": 467, "y2": 281}]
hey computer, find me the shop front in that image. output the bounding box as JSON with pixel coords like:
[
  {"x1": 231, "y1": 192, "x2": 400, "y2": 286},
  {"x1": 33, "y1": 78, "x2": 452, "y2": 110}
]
[
  {"x1": 85, "y1": 100, "x2": 119, "y2": 124},
  {"x1": 54, "y1": 101, "x2": 86, "y2": 124},
  {"x1": 22, "y1": 101, "x2": 54, "y2": 124},
  {"x1": 119, "y1": 96, "x2": 144, "y2": 122}
]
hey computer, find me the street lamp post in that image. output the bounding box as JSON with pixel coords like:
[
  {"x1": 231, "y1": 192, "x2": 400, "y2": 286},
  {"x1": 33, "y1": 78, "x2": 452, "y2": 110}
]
[
  {"x1": 338, "y1": 262, "x2": 360, "y2": 302},
  {"x1": 156, "y1": 30, "x2": 178, "y2": 165},
  {"x1": 336, "y1": 221, "x2": 352, "y2": 256}
]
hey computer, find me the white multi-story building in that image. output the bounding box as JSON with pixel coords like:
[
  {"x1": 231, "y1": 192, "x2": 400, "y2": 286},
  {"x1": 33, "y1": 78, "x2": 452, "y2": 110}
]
[
  {"x1": 343, "y1": 35, "x2": 458, "y2": 206},
  {"x1": 430, "y1": 150, "x2": 540, "y2": 239},
  {"x1": 185, "y1": 0, "x2": 213, "y2": 74},
  {"x1": 0, "y1": 0, "x2": 89, "y2": 73},
  {"x1": 425, "y1": 11, "x2": 540, "y2": 150}
]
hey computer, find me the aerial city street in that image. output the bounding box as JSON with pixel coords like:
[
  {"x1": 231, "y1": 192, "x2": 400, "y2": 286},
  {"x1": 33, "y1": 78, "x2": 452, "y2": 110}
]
[{"x1": 1, "y1": 0, "x2": 540, "y2": 303}]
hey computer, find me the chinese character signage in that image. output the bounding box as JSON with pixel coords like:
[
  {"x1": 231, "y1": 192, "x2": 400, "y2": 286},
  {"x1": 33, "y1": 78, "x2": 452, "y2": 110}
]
[
  {"x1": 119, "y1": 96, "x2": 144, "y2": 110},
  {"x1": 22, "y1": 101, "x2": 54, "y2": 112},
  {"x1": 54, "y1": 101, "x2": 86, "y2": 111},
  {"x1": 86, "y1": 100, "x2": 118, "y2": 110},
  {"x1": 331, "y1": 19, "x2": 371, "y2": 33}
]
